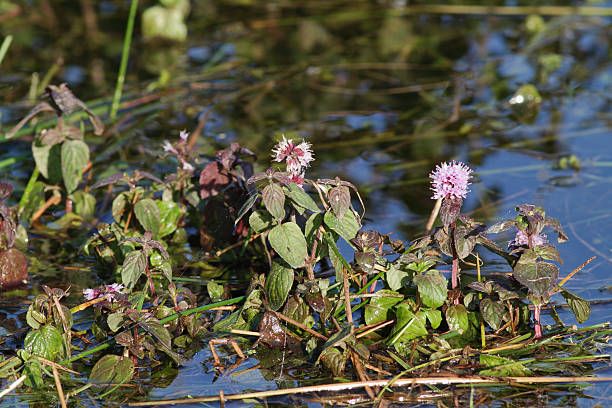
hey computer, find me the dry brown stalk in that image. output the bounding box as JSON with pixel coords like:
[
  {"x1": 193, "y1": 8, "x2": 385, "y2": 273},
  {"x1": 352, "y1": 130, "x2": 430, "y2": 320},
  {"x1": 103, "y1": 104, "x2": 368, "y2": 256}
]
[
  {"x1": 0, "y1": 375, "x2": 26, "y2": 399},
  {"x1": 51, "y1": 364, "x2": 67, "y2": 408},
  {"x1": 272, "y1": 310, "x2": 328, "y2": 341},
  {"x1": 127, "y1": 376, "x2": 612, "y2": 406},
  {"x1": 356, "y1": 320, "x2": 395, "y2": 339}
]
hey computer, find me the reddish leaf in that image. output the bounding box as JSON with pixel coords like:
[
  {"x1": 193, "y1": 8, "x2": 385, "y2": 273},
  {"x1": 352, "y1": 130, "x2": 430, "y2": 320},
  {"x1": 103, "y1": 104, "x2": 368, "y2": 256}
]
[
  {"x1": 199, "y1": 162, "x2": 231, "y2": 200},
  {"x1": 0, "y1": 248, "x2": 28, "y2": 288}
]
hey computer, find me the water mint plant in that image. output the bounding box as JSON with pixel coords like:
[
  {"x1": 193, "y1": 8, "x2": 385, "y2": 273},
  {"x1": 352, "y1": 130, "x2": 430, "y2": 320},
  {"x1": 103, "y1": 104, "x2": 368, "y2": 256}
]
[{"x1": 429, "y1": 161, "x2": 474, "y2": 294}]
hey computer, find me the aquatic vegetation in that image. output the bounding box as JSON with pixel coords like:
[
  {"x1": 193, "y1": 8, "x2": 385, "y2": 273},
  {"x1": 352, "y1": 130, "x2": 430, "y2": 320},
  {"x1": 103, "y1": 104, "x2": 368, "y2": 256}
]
[{"x1": 1, "y1": 2, "x2": 611, "y2": 406}]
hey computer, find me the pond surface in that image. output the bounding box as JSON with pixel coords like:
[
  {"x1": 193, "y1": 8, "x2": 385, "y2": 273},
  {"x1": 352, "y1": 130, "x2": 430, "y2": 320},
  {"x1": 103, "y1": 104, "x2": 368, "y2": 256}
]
[{"x1": 1, "y1": 1, "x2": 612, "y2": 406}]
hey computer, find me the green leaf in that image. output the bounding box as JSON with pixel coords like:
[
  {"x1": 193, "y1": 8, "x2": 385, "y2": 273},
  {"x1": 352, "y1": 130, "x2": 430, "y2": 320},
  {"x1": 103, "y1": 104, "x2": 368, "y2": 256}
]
[
  {"x1": 479, "y1": 354, "x2": 532, "y2": 377},
  {"x1": 304, "y1": 212, "x2": 323, "y2": 246},
  {"x1": 413, "y1": 270, "x2": 447, "y2": 308},
  {"x1": 107, "y1": 313, "x2": 124, "y2": 332},
  {"x1": 112, "y1": 192, "x2": 129, "y2": 223},
  {"x1": 19, "y1": 181, "x2": 45, "y2": 225},
  {"x1": 324, "y1": 209, "x2": 360, "y2": 243},
  {"x1": 560, "y1": 288, "x2": 590, "y2": 324},
  {"x1": 262, "y1": 183, "x2": 285, "y2": 221},
  {"x1": 320, "y1": 347, "x2": 346, "y2": 376},
  {"x1": 421, "y1": 309, "x2": 442, "y2": 329},
  {"x1": 479, "y1": 298, "x2": 505, "y2": 331},
  {"x1": 157, "y1": 200, "x2": 182, "y2": 238},
  {"x1": 23, "y1": 325, "x2": 65, "y2": 360},
  {"x1": 445, "y1": 304, "x2": 469, "y2": 333},
  {"x1": 513, "y1": 250, "x2": 558, "y2": 297},
  {"x1": 385, "y1": 265, "x2": 410, "y2": 291},
  {"x1": 61, "y1": 139, "x2": 90, "y2": 194},
  {"x1": 235, "y1": 192, "x2": 258, "y2": 225},
  {"x1": 287, "y1": 183, "x2": 320, "y2": 212},
  {"x1": 120, "y1": 250, "x2": 147, "y2": 289},
  {"x1": 134, "y1": 198, "x2": 161, "y2": 238},
  {"x1": 328, "y1": 185, "x2": 350, "y2": 219},
  {"x1": 89, "y1": 355, "x2": 134, "y2": 392},
  {"x1": 71, "y1": 191, "x2": 96, "y2": 218},
  {"x1": 265, "y1": 262, "x2": 294, "y2": 311},
  {"x1": 33, "y1": 143, "x2": 62, "y2": 182},
  {"x1": 207, "y1": 281, "x2": 224, "y2": 302},
  {"x1": 268, "y1": 222, "x2": 308, "y2": 268},
  {"x1": 249, "y1": 210, "x2": 274, "y2": 233},
  {"x1": 150, "y1": 250, "x2": 172, "y2": 282},
  {"x1": 535, "y1": 244, "x2": 562, "y2": 264},
  {"x1": 364, "y1": 290, "x2": 402, "y2": 326},
  {"x1": 389, "y1": 302, "x2": 428, "y2": 343}
]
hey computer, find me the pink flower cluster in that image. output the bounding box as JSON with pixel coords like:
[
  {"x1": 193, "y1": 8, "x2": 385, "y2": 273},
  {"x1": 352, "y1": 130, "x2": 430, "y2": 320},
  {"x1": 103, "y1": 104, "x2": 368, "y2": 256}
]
[
  {"x1": 429, "y1": 161, "x2": 473, "y2": 200},
  {"x1": 272, "y1": 135, "x2": 314, "y2": 185},
  {"x1": 83, "y1": 283, "x2": 124, "y2": 301},
  {"x1": 510, "y1": 229, "x2": 547, "y2": 248},
  {"x1": 162, "y1": 130, "x2": 194, "y2": 172}
]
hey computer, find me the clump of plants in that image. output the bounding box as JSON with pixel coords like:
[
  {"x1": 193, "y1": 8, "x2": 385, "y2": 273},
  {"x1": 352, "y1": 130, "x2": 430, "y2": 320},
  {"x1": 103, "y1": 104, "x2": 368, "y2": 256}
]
[{"x1": 0, "y1": 85, "x2": 606, "y2": 406}]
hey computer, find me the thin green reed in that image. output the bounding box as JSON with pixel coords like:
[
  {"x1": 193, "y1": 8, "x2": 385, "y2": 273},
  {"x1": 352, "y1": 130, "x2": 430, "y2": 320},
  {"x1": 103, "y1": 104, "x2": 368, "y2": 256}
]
[
  {"x1": 110, "y1": 0, "x2": 139, "y2": 122},
  {"x1": 0, "y1": 35, "x2": 13, "y2": 67}
]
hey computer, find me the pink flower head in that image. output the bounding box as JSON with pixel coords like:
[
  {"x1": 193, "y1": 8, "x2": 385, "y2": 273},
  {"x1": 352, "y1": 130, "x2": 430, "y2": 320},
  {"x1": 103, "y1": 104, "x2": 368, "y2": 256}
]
[
  {"x1": 107, "y1": 283, "x2": 124, "y2": 293},
  {"x1": 510, "y1": 229, "x2": 547, "y2": 248},
  {"x1": 429, "y1": 161, "x2": 473, "y2": 200},
  {"x1": 83, "y1": 288, "x2": 99, "y2": 301},
  {"x1": 272, "y1": 136, "x2": 314, "y2": 173},
  {"x1": 179, "y1": 130, "x2": 189, "y2": 142},
  {"x1": 288, "y1": 172, "x2": 305, "y2": 186},
  {"x1": 162, "y1": 140, "x2": 178, "y2": 155}
]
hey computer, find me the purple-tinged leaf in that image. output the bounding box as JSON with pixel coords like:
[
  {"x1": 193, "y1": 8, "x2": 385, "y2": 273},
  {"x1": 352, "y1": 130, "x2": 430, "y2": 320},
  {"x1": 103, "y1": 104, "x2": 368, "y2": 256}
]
[
  {"x1": 440, "y1": 197, "x2": 462, "y2": 229},
  {"x1": 91, "y1": 172, "x2": 125, "y2": 189},
  {"x1": 328, "y1": 185, "x2": 351, "y2": 219},
  {"x1": 513, "y1": 249, "x2": 558, "y2": 297},
  {"x1": 544, "y1": 217, "x2": 568, "y2": 243},
  {"x1": 479, "y1": 298, "x2": 504, "y2": 331},
  {"x1": 0, "y1": 248, "x2": 27, "y2": 288},
  {"x1": 262, "y1": 183, "x2": 285, "y2": 221},
  {"x1": 454, "y1": 225, "x2": 477, "y2": 260},
  {"x1": 199, "y1": 162, "x2": 230, "y2": 199}
]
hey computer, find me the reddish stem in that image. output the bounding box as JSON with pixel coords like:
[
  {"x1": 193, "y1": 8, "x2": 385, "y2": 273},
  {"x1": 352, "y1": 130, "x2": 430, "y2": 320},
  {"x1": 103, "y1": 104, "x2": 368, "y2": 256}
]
[{"x1": 534, "y1": 304, "x2": 542, "y2": 338}]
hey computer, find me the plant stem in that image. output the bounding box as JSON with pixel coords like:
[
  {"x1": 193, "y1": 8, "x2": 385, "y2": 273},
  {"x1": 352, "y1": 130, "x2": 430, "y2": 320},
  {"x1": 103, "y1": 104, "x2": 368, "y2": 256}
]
[
  {"x1": 534, "y1": 304, "x2": 542, "y2": 338},
  {"x1": 0, "y1": 35, "x2": 13, "y2": 67},
  {"x1": 110, "y1": 0, "x2": 138, "y2": 122}
]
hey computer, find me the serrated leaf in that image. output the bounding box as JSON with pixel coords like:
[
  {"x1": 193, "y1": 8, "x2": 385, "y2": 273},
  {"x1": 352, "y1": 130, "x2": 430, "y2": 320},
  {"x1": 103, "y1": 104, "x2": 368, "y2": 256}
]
[
  {"x1": 134, "y1": 199, "x2": 161, "y2": 238},
  {"x1": 479, "y1": 298, "x2": 504, "y2": 331},
  {"x1": 454, "y1": 225, "x2": 476, "y2": 260},
  {"x1": 249, "y1": 210, "x2": 274, "y2": 233},
  {"x1": 304, "y1": 212, "x2": 323, "y2": 246},
  {"x1": 107, "y1": 313, "x2": 124, "y2": 332},
  {"x1": 324, "y1": 209, "x2": 360, "y2": 243},
  {"x1": 440, "y1": 197, "x2": 462, "y2": 229},
  {"x1": 421, "y1": 309, "x2": 442, "y2": 329},
  {"x1": 268, "y1": 222, "x2": 308, "y2": 268},
  {"x1": 262, "y1": 183, "x2": 285, "y2": 221},
  {"x1": 364, "y1": 290, "x2": 402, "y2": 326},
  {"x1": 385, "y1": 265, "x2": 410, "y2": 291},
  {"x1": 414, "y1": 270, "x2": 447, "y2": 308},
  {"x1": 287, "y1": 183, "x2": 320, "y2": 212},
  {"x1": 445, "y1": 304, "x2": 469, "y2": 333},
  {"x1": 61, "y1": 139, "x2": 90, "y2": 194},
  {"x1": 320, "y1": 347, "x2": 346, "y2": 376},
  {"x1": 535, "y1": 244, "x2": 562, "y2": 264},
  {"x1": 389, "y1": 302, "x2": 428, "y2": 343},
  {"x1": 112, "y1": 192, "x2": 128, "y2": 223},
  {"x1": 157, "y1": 200, "x2": 182, "y2": 238},
  {"x1": 71, "y1": 191, "x2": 96, "y2": 218},
  {"x1": 561, "y1": 288, "x2": 590, "y2": 324},
  {"x1": 328, "y1": 185, "x2": 350, "y2": 219},
  {"x1": 265, "y1": 262, "x2": 294, "y2": 311},
  {"x1": 89, "y1": 355, "x2": 134, "y2": 392},
  {"x1": 120, "y1": 250, "x2": 146, "y2": 289},
  {"x1": 235, "y1": 193, "x2": 258, "y2": 225},
  {"x1": 23, "y1": 325, "x2": 65, "y2": 360},
  {"x1": 513, "y1": 249, "x2": 558, "y2": 297}
]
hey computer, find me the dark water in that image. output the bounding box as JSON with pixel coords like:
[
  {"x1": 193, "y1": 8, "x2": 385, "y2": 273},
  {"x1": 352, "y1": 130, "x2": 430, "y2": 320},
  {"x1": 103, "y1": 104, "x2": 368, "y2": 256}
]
[{"x1": 1, "y1": 1, "x2": 612, "y2": 406}]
